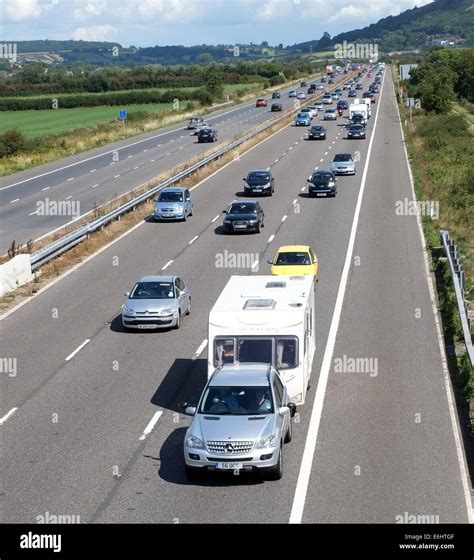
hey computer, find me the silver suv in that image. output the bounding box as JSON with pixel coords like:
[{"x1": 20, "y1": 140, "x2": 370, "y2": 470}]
[{"x1": 182, "y1": 363, "x2": 296, "y2": 480}]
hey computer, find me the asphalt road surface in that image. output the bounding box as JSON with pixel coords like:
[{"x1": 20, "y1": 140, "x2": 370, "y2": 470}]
[
  {"x1": 1, "y1": 68, "x2": 471, "y2": 524},
  {"x1": 0, "y1": 73, "x2": 345, "y2": 253}
]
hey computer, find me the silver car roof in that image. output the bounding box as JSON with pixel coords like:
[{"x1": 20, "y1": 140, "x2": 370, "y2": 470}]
[{"x1": 137, "y1": 275, "x2": 176, "y2": 283}]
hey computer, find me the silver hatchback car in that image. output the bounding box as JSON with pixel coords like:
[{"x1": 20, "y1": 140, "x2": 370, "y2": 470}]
[
  {"x1": 154, "y1": 187, "x2": 193, "y2": 221},
  {"x1": 122, "y1": 275, "x2": 191, "y2": 330},
  {"x1": 182, "y1": 363, "x2": 296, "y2": 480}
]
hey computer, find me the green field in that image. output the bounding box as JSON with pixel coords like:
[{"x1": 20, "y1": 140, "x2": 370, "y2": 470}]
[
  {"x1": 0, "y1": 83, "x2": 261, "y2": 138},
  {"x1": 0, "y1": 103, "x2": 173, "y2": 138}
]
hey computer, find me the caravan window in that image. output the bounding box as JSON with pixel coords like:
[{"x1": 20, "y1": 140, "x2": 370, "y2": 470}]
[
  {"x1": 276, "y1": 337, "x2": 298, "y2": 370},
  {"x1": 213, "y1": 336, "x2": 298, "y2": 369},
  {"x1": 214, "y1": 339, "x2": 235, "y2": 367},
  {"x1": 238, "y1": 338, "x2": 272, "y2": 364}
]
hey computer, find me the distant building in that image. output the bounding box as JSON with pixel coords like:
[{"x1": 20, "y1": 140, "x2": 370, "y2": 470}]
[{"x1": 426, "y1": 35, "x2": 466, "y2": 47}]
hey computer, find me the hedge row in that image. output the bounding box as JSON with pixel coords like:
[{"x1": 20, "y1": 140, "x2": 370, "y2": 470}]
[{"x1": 0, "y1": 88, "x2": 207, "y2": 111}]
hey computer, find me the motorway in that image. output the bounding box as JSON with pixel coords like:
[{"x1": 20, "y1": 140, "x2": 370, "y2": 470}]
[
  {"x1": 1, "y1": 68, "x2": 472, "y2": 524},
  {"x1": 0, "y1": 73, "x2": 340, "y2": 254}
]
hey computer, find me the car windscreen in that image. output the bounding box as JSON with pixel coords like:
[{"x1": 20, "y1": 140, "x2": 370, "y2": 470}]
[
  {"x1": 275, "y1": 252, "x2": 311, "y2": 265},
  {"x1": 312, "y1": 172, "x2": 332, "y2": 182},
  {"x1": 333, "y1": 154, "x2": 352, "y2": 162},
  {"x1": 228, "y1": 204, "x2": 257, "y2": 215},
  {"x1": 247, "y1": 172, "x2": 269, "y2": 182},
  {"x1": 130, "y1": 282, "x2": 175, "y2": 299},
  {"x1": 200, "y1": 385, "x2": 274, "y2": 415},
  {"x1": 158, "y1": 192, "x2": 183, "y2": 202}
]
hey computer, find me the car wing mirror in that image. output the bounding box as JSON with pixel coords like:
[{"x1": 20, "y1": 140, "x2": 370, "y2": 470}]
[{"x1": 124, "y1": 291, "x2": 130, "y2": 297}]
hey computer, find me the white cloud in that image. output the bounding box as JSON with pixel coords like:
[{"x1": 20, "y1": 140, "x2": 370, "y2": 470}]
[
  {"x1": 72, "y1": 24, "x2": 116, "y2": 41},
  {"x1": 73, "y1": 0, "x2": 108, "y2": 21},
  {"x1": 1, "y1": 0, "x2": 41, "y2": 21}
]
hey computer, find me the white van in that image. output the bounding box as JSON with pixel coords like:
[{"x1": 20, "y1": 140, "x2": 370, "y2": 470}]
[
  {"x1": 208, "y1": 275, "x2": 316, "y2": 405},
  {"x1": 354, "y1": 97, "x2": 371, "y2": 118}
]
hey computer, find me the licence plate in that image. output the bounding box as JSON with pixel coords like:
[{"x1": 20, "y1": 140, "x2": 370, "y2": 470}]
[
  {"x1": 138, "y1": 324, "x2": 156, "y2": 329},
  {"x1": 253, "y1": 189, "x2": 262, "y2": 192},
  {"x1": 316, "y1": 193, "x2": 326, "y2": 197},
  {"x1": 216, "y1": 462, "x2": 243, "y2": 470},
  {"x1": 234, "y1": 224, "x2": 246, "y2": 229}
]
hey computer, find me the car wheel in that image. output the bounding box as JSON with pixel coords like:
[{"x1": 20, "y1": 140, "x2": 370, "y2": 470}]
[
  {"x1": 186, "y1": 298, "x2": 191, "y2": 315},
  {"x1": 267, "y1": 446, "x2": 283, "y2": 480},
  {"x1": 182, "y1": 213, "x2": 187, "y2": 222},
  {"x1": 284, "y1": 418, "x2": 292, "y2": 443},
  {"x1": 189, "y1": 207, "x2": 193, "y2": 217},
  {"x1": 175, "y1": 311, "x2": 180, "y2": 330},
  {"x1": 255, "y1": 222, "x2": 260, "y2": 233}
]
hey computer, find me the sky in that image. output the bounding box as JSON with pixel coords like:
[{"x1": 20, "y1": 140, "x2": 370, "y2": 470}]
[{"x1": 0, "y1": 0, "x2": 434, "y2": 47}]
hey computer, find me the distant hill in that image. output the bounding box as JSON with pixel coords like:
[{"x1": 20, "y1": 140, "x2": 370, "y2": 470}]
[
  {"x1": 293, "y1": 0, "x2": 474, "y2": 53},
  {"x1": 3, "y1": 40, "x2": 281, "y2": 67}
]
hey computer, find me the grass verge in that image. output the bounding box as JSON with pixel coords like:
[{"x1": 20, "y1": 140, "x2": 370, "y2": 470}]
[{"x1": 393, "y1": 67, "x2": 473, "y2": 439}]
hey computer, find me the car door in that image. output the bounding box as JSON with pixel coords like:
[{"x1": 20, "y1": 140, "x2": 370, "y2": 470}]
[
  {"x1": 273, "y1": 374, "x2": 287, "y2": 438},
  {"x1": 185, "y1": 190, "x2": 192, "y2": 216},
  {"x1": 175, "y1": 278, "x2": 186, "y2": 315}
]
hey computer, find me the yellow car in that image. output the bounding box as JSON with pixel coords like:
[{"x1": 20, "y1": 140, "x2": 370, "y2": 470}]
[{"x1": 268, "y1": 245, "x2": 319, "y2": 281}]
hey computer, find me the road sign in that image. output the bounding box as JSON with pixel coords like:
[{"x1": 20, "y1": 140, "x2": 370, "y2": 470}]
[
  {"x1": 406, "y1": 98, "x2": 415, "y2": 108},
  {"x1": 118, "y1": 109, "x2": 127, "y2": 120}
]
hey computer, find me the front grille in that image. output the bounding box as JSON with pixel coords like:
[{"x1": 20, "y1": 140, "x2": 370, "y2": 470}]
[
  {"x1": 135, "y1": 311, "x2": 160, "y2": 316},
  {"x1": 125, "y1": 319, "x2": 172, "y2": 325},
  {"x1": 206, "y1": 441, "x2": 254, "y2": 454},
  {"x1": 207, "y1": 456, "x2": 254, "y2": 462}
]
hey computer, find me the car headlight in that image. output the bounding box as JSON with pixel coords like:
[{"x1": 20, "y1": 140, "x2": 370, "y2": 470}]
[
  {"x1": 255, "y1": 435, "x2": 277, "y2": 449},
  {"x1": 123, "y1": 306, "x2": 136, "y2": 316},
  {"x1": 160, "y1": 308, "x2": 175, "y2": 315},
  {"x1": 186, "y1": 435, "x2": 204, "y2": 449},
  {"x1": 328, "y1": 182, "x2": 335, "y2": 186},
  {"x1": 249, "y1": 219, "x2": 258, "y2": 224}
]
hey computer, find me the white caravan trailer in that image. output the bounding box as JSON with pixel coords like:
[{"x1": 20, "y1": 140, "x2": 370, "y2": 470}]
[
  {"x1": 208, "y1": 275, "x2": 316, "y2": 405},
  {"x1": 354, "y1": 97, "x2": 371, "y2": 117}
]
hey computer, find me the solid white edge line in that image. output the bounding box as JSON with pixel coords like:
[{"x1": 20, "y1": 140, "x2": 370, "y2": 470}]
[
  {"x1": 289, "y1": 68, "x2": 386, "y2": 525},
  {"x1": 161, "y1": 260, "x2": 174, "y2": 270},
  {"x1": 65, "y1": 339, "x2": 90, "y2": 362},
  {"x1": 395, "y1": 85, "x2": 474, "y2": 523},
  {"x1": 0, "y1": 407, "x2": 18, "y2": 426},
  {"x1": 138, "y1": 411, "x2": 163, "y2": 441},
  {"x1": 192, "y1": 339, "x2": 208, "y2": 360}
]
